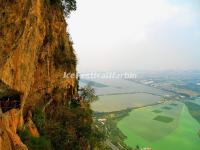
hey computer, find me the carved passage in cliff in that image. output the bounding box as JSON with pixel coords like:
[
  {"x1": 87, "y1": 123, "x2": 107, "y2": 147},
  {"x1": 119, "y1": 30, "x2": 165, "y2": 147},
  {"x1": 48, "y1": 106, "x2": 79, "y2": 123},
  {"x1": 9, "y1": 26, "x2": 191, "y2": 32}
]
[
  {"x1": 0, "y1": 80, "x2": 21, "y2": 113},
  {"x1": 0, "y1": 94, "x2": 20, "y2": 113}
]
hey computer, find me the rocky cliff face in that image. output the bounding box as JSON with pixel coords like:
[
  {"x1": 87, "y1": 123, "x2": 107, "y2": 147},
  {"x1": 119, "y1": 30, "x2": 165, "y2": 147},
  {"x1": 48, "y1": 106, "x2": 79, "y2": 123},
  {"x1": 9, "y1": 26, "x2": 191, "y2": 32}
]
[{"x1": 0, "y1": 0, "x2": 77, "y2": 149}]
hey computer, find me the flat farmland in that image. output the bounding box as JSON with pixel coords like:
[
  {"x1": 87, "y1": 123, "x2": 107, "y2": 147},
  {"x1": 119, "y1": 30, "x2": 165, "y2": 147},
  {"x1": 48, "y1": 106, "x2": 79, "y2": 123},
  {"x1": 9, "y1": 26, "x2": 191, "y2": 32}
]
[{"x1": 117, "y1": 102, "x2": 200, "y2": 150}]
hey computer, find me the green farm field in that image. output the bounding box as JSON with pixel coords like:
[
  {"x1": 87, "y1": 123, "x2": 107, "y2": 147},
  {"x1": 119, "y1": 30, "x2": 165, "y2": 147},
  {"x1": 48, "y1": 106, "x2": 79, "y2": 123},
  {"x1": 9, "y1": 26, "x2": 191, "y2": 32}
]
[{"x1": 117, "y1": 102, "x2": 200, "y2": 150}]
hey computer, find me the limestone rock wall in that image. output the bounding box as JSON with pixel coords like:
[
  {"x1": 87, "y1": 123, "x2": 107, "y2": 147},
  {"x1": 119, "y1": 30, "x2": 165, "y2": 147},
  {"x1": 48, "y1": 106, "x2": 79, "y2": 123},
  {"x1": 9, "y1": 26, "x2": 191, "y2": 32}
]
[{"x1": 0, "y1": 0, "x2": 77, "y2": 149}]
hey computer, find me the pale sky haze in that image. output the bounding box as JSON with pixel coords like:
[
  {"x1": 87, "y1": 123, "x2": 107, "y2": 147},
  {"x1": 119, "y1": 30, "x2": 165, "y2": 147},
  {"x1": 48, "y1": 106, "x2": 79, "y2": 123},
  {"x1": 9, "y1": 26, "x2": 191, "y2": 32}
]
[{"x1": 68, "y1": 0, "x2": 200, "y2": 72}]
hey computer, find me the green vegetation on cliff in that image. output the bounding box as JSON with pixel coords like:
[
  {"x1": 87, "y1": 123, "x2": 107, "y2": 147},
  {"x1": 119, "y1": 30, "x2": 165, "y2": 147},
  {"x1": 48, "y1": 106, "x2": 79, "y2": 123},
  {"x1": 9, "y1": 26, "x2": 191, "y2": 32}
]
[
  {"x1": 46, "y1": 0, "x2": 76, "y2": 16},
  {"x1": 19, "y1": 85, "x2": 106, "y2": 150}
]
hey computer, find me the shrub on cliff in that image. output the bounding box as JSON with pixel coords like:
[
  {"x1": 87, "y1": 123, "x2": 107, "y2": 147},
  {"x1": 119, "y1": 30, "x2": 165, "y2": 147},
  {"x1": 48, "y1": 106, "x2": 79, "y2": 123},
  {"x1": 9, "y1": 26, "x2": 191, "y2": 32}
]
[
  {"x1": 79, "y1": 85, "x2": 98, "y2": 103},
  {"x1": 46, "y1": 0, "x2": 76, "y2": 17},
  {"x1": 53, "y1": 38, "x2": 77, "y2": 72},
  {"x1": 18, "y1": 128, "x2": 52, "y2": 150},
  {"x1": 62, "y1": 0, "x2": 77, "y2": 16}
]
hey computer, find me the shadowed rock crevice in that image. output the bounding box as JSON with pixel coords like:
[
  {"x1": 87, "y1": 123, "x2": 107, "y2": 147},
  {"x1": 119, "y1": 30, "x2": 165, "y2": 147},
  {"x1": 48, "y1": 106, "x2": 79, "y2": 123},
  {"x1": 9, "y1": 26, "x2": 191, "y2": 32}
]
[{"x1": 0, "y1": 80, "x2": 21, "y2": 113}]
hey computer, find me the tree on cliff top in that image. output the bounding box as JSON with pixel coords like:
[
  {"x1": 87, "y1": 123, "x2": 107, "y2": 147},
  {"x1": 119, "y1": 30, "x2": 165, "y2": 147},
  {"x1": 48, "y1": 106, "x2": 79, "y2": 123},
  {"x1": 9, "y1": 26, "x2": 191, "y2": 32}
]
[
  {"x1": 62, "y1": 0, "x2": 76, "y2": 16},
  {"x1": 49, "y1": 0, "x2": 76, "y2": 17}
]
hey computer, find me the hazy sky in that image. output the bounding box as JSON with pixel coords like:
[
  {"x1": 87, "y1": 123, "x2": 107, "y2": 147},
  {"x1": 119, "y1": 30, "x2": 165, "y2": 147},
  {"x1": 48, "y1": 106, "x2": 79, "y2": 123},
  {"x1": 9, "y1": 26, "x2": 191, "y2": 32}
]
[{"x1": 68, "y1": 0, "x2": 200, "y2": 72}]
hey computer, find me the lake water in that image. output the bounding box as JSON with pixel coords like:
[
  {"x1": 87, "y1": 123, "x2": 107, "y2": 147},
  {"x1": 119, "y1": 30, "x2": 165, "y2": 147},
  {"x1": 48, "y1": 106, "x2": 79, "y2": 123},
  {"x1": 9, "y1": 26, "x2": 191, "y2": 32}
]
[
  {"x1": 80, "y1": 79, "x2": 170, "y2": 112},
  {"x1": 92, "y1": 93, "x2": 162, "y2": 112}
]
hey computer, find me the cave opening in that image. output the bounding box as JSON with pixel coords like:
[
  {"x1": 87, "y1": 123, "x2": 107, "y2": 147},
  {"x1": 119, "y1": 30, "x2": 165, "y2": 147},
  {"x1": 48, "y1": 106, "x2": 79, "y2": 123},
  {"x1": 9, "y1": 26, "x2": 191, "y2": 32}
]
[
  {"x1": 0, "y1": 80, "x2": 21, "y2": 113},
  {"x1": 0, "y1": 93, "x2": 21, "y2": 113}
]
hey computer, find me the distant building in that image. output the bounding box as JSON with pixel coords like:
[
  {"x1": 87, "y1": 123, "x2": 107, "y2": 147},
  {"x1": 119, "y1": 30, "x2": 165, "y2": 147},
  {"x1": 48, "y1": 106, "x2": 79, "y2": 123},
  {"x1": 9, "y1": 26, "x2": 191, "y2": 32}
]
[
  {"x1": 98, "y1": 118, "x2": 107, "y2": 122},
  {"x1": 98, "y1": 118, "x2": 107, "y2": 125}
]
